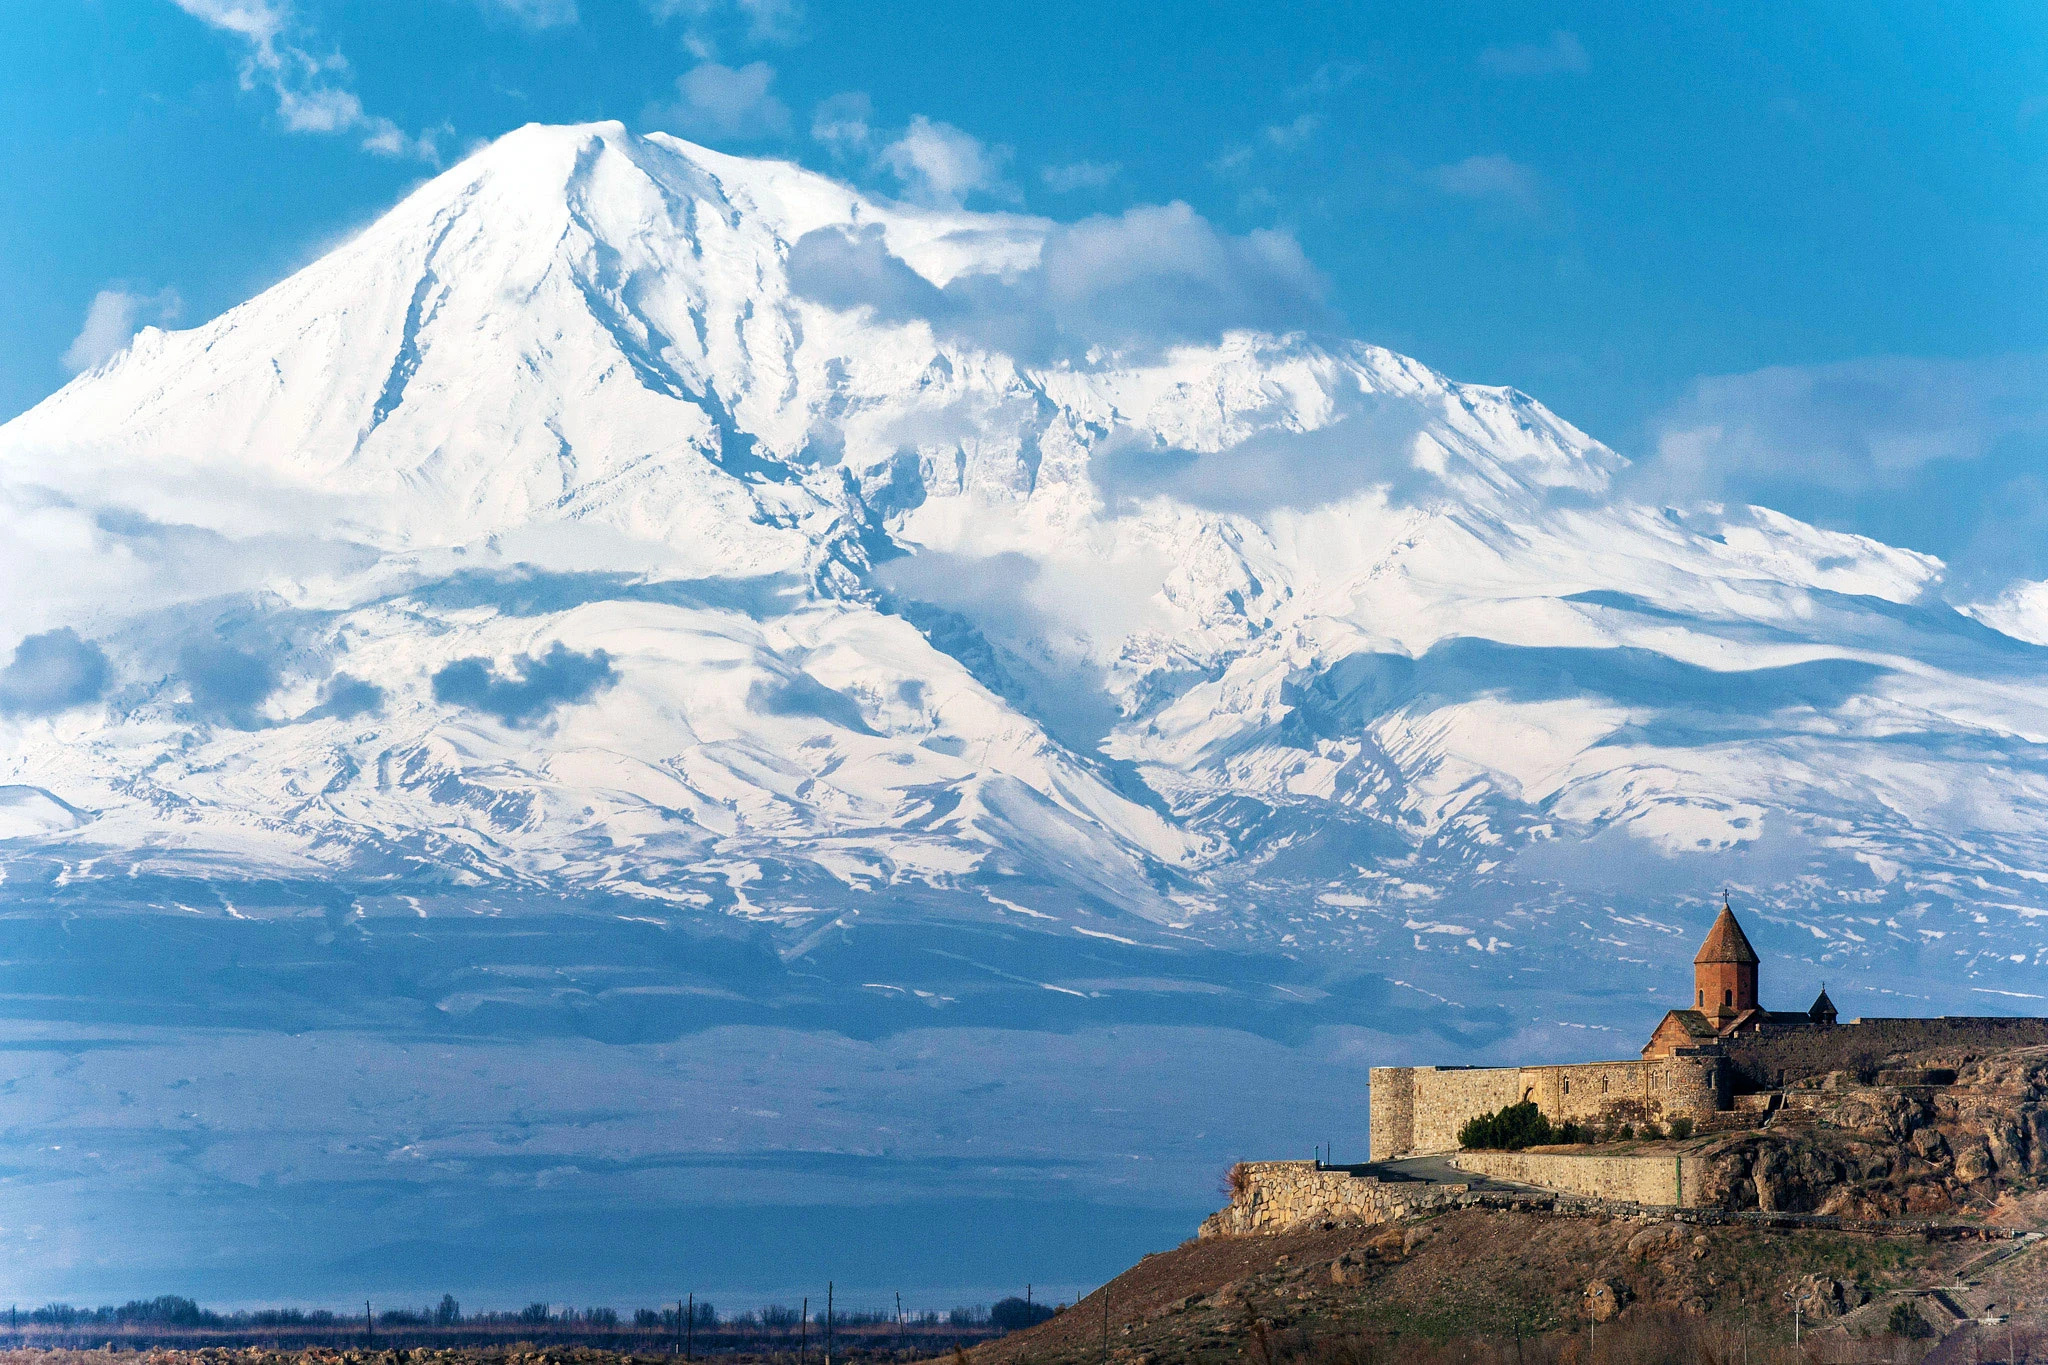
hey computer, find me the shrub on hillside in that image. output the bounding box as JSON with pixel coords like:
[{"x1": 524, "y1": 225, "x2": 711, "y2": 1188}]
[
  {"x1": 990, "y1": 1297, "x2": 1055, "y2": 1333},
  {"x1": 1889, "y1": 1302, "x2": 1934, "y2": 1339},
  {"x1": 1668, "y1": 1116, "x2": 1694, "y2": 1139},
  {"x1": 1457, "y1": 1101, "x2": 1552, "y2": 1150}
]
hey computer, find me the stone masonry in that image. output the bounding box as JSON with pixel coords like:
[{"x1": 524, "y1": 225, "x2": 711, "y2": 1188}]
[
  {"x1": 1198, "y1": 1162, "x2": 1490, "y2": 1237},
  {"x1": 1370, "y1": 1054, "x2": 1726, "y2": 1160},
  {"x1": 1451, "y1": 1150, "x2": 1710, "y2": 1207},
  {"x1": 1201, "y1": 1154, "x2": 1702, "y2": 1237}
]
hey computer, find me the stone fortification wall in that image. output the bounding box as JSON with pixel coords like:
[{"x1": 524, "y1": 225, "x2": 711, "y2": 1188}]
[
  {"x1": 1408, "y1": 1066, "x2": 1526, "y2": 1154},
  {"x1": 1452, "y1": 1150, "x2": 1709, "y2": 1208},
  {"x1": 1199, "y1": 1161, "x2": 1487, "y2": 1237},
  {"x1": 1367, "y1": 1067, "x2": 1414, "y2": 1167},
  {"x1": 1727, "y1": 1018, "x2": 2048, "y2": 1091},
  {"x1": 1371, "y1": 1057, "x2": 1727, "y2": 1160},
  {"x1": 1522, "y1": 1055, "x2": 1726, "y2": 1131}
]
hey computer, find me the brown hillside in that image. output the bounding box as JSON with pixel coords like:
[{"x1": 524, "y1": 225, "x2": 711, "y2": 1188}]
[{"x1": 976, "y1": 1208, "x2": 2020, "y2": 1365}]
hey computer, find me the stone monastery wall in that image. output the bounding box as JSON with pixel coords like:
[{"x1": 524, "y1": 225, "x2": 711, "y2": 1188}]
[
  {"x1": 1452, "y1": 1150, "x2": 1709, "y2": 1208},
  {"x1": 1201, "y1": 1154, "x2": 1706, "y2": 1236},
  {"x1": 1371, "y1": 1055, "x2": 1727, "y2": 1160},
  {"x1": 1726, "y1": 1018, "x2": 2048, "y2": 1090}
]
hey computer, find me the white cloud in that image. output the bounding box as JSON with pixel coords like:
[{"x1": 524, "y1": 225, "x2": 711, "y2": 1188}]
[
  {"x1": 1477, "y1": 31, "x2": 1590, "y2": 77},
  {"x1": 1209, "y1": 144, "x2": 1254, "y2": 178},
  {"x1": 643, "y1": 0, "x2": 801, "y2": 44},
  {"x1": 474, "y1": 0, "x2": 580, "y2": 27},
  {"x1": 62, "y1": 287, "x2": 183, "y2": 374},
  {"x1": 1288, "y1": 61, "x2": 1367, "y2": 100},
  {"x1": 166, "y1": 0, "x2": 441, "y2": 160},
  {"x1": 1647, "y1": 353, "x2": 2048, "y2": 499},
  {"x1": 1426, "y1": 153, "x2": 1544, "y2": 215},
  {"x1": 810, "y1": 91, "x2": 873, "y2": 156},
  {"x1": 645, "y1": 61, "x2": 790, "y2": 141},
  {"x1": 1040, "y1": 160, "x2": 1121, "y2": 193},
  {"x1": 1262, "y1": 112, "x2": 1321, "y2": 148},
  {"x1": 879, "y1": 116, "x2": 1014, "y2": 207},
  {"x1": 787, "y1": 200, "x2": 1331, "y2": 365}
]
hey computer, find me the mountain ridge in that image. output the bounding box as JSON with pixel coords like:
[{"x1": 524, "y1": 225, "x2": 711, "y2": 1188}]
[{"x1": 0, "y1": 120, "x2": 2043, "y2": 989}]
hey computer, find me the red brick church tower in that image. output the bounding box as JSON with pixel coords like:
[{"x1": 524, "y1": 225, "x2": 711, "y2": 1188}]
[
  {"x1": 1694, "y1": 895, "x2": 1759, "y2": 1027},
  {"x1": 1642, "y1": 895, "x2": 1816, "y2": 1059}
]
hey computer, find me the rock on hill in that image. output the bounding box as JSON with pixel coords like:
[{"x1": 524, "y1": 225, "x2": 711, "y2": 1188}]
[{"x1": 1690, "y1": 1046, "x2": 2048, "y2": 1219}]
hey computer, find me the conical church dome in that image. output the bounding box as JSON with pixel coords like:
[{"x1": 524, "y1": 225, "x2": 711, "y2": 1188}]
[{"x1": 1695, "y1": 899, "x2": 1760, "y2": 965}]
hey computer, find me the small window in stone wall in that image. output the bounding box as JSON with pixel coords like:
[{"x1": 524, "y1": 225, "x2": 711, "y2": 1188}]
[
  {"x1": 1600, "y1": 1078, "x2": 1609, "y2": 1094},
  {"x1": 1562, "y1": 1077, "x2": 1570, "y2": 1094}
]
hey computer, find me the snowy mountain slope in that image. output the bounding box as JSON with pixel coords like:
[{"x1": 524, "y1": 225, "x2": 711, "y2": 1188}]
[{"x1": 3, "y1": 120, "x2": 2048, "y2": 984}]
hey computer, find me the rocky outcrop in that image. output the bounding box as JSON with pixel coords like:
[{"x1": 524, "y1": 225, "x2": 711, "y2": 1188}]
[{"x1": 1684, "y1": 1046, "x2": 2048, "y2": 1217}]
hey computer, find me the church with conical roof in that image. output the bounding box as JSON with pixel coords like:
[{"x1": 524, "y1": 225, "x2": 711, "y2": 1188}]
[
  {"x1": 1640, "y1": 896, "x2": 1839, "y2": 1059},
  {"x1": 1366, "y1": 893, "x2": 2048, "y2": 1161}
]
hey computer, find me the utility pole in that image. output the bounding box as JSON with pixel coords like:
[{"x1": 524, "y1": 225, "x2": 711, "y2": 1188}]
[
  {"x1": 799, "y1": 1296, "x2": 807, "y2": 1365},
  {"x1": 895, "y1": 1292, "x2": 903, "y2": 1348},
  {"x1": 826, "y1": 1282, "x2": 833, "y2": 1365},
  {"x1": 366, "y1": 1301, "x2": 374, "y2": 1350},
  {"x1": 675, "y1": 1300, "x2": 683, "y2": 1356},
  {"x1": 686, "y1": 1294, "x2": 694, "y2": 1363}
]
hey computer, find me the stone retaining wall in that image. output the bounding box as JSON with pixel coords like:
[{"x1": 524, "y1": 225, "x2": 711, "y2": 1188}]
[
  {"x1": 1199, "y1": 1158, "x2": 2013, "y2": 1238},
  {"x1": 1450, "y1": 1150, "x2": 1710, "y2": 1208},
  {"x1": 1198, "y1": 1162, "x2": 1489, "y2": 1236}
]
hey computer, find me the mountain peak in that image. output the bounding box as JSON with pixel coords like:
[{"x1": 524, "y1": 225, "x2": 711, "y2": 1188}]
[{"x1": 1, "y1": 126, "x2": 2042, "y2": 988}]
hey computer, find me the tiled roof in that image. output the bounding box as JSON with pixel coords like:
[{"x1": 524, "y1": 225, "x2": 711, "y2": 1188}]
[
  {"x1": 1660, "y1": 1009, "x2": 1720, "y2": 1038},
  {"x1": 1694, "y1": 903, "x2": 1760, "y2": 965}
]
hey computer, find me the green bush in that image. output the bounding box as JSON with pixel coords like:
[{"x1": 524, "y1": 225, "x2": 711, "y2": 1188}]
[
  {"x1": 1457, "y1": 1100, "x2": 1553, "y2": 1150},
  {"x1": 1617, "y1": 1123, "x2": 1635, "y2": 1140},
  {"x1": 1668, "y1": 1116, "x2": 1694, "y2": 1139},
  {"x1": 1889, "y1": 1303, "x2": 1933, "y2": 1339},
  {"x1": 1640, "y1": 1120, "x2": 1665, "y2": 1140}
]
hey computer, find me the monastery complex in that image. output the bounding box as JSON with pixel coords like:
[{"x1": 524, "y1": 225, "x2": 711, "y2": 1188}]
[{"x1": 1368, "y1": 898, "x2": 2048, "y2": 1161}]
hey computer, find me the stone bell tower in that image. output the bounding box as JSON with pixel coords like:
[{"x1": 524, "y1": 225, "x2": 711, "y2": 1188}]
[{"x1": 1694, "y1": 893, "x2": 1759, "y2": 1028}]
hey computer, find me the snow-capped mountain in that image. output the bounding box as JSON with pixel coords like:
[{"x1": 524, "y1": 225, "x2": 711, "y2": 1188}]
[{"x1": 3, "y1": 119, "x2": 2046, "y2": 985}]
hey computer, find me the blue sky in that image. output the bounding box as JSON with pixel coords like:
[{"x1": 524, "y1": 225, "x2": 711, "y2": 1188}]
[{"x1": 3, "y1": 1, "x2": 2044, "y2": 589}]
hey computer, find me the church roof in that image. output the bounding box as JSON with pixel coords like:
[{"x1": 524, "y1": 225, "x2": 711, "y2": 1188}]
[
  {"x1": 1694, "y1": 901, "x2": 1760, "y2": 965},
  {"x1": 1657, "y1": 1009, "x2": 1721, "y2": 1040}
]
